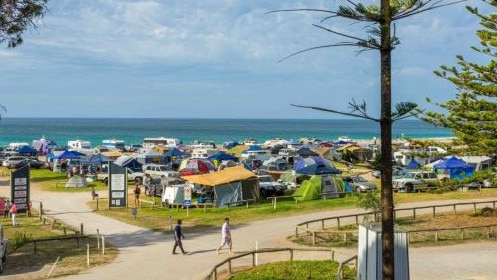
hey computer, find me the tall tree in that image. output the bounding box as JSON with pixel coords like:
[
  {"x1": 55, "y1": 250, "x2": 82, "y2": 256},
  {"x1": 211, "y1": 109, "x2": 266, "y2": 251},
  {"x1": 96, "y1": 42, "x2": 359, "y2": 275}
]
[
  {"x1": 423, "y1": 0, "x2": 497, "y2": 155},
  {"x1": 0, "y1": 0, "x2": 49, "y2": 118},
  {"x1": 269, "y1": 1, "x2": 461, "y2": 278}
]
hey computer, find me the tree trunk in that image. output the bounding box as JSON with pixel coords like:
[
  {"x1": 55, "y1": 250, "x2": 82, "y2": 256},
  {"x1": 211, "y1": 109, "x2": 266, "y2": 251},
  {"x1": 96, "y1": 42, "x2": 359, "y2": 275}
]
[{"x1": 380, "y1": 0, "x2": 395, "y2": 278}]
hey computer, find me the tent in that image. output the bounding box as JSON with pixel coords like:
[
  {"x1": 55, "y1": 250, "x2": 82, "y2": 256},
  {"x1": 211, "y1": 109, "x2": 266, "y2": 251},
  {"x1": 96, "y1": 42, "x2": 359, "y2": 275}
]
[
  {"x1": 56, "y1": 150, "x2": 83, "y2": 159},
  {"x1": 182, "y1": 165, "x2": 259, "y2": 208},
  {"x1": 113, "y1": 155, "x2": 143, "y2": 172},
  {"x1": 208, "y1": 151, "x2": 239, "y2": 162},
  {"x1": 296, "y1": 147, "x2": 319, "y2": 157},
  {"x1": 296, "y1": 163, "x2": 341, "y2": 175},
  {"x1": 179, "y1": 158, "x2": 215, "y2": 176},
  {"x1": 406, "y1": 159, "x2": 421, "y2": 170},
  {"x1": 293, "y1": 175, "x2": 345, "y2": 201},
  {"x1": 293, "y1": 156, "x2": 329, "y2": 170},
  {"x1": 433, "y1": 156, "x2": 475, "y2": 179},
  {"x1": 164, "y1": 148, "x2": 186, "y2": 157},
  {"x1": 84, "y1": 153, "x2": 112, "y2": 164}
]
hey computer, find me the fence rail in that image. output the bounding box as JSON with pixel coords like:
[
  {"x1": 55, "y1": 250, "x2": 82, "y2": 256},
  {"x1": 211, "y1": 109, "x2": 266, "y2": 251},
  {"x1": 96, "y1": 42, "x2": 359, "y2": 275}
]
[
  {"x1": 295, "y1": 199, "x2": 497, "y2": 238},
  {"x1": 205, "y1": 247, "x2": 346, "y2": 280}
]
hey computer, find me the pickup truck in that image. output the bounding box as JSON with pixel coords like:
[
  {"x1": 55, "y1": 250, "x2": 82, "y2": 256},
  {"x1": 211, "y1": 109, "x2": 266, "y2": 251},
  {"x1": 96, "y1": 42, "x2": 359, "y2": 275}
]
[
  {"x1": 393, "y1": 171, "x2": 439, "y2": 193},
  {"x1": 97, "y1": 168, "x2": 144, "y2": 184}
]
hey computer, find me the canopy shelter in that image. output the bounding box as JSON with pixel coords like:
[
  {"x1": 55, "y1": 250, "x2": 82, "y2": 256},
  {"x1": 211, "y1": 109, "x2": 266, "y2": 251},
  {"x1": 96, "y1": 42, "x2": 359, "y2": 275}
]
[
  {"x1": 208, "y1": 151, "x2": 239, "y2": 162},
  {"x1": 56, "y1": 150, "x2": 83, "y2": 160},
  {"x1": 296, "y1": 147, "x2": 319, "y2": 157},
  {"x1": 433, "y1": 156, "x2": 475, "y2": 179},
  {"x1": 17, "y1": 146, "x2": 38, "y2": 156},
  {"x1": 182, "y1": 165, "x2": 259, "y2": 208}
]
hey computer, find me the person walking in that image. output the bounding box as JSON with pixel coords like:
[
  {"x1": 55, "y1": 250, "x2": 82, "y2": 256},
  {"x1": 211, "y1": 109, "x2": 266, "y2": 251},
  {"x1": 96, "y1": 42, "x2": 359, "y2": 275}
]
[
  {"x1": 216, "y1": 217, "x2": 233, "y2": 254},
  {"x1": 10, "y1": 202, "x2": 18, "y2": 227},
  {"x1": 133, "y1": 182, "x2": 141, "y2": 206},
  {"x1": 172, "y1": 219, "x2": 188, "y2": 255},
  {"x1": 4, "y1": 199, "x2": 11, "y2": 218}
]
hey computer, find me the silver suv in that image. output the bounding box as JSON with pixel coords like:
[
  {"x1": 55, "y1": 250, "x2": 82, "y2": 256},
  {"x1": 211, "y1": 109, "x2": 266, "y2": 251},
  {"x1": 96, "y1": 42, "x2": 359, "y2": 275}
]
[
  {"x1": 143, "y1": 164, "x2": 178, "y2": 179},
  {"x1": 393, "y1": 171, "x2": 439, "y2": 192}
]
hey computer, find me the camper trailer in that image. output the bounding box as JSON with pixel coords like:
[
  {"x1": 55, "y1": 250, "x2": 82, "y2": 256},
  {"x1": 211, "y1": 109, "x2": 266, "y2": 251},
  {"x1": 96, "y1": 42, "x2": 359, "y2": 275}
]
[{"x1": 67, "y1": 140, "x2": 91, "y2": 151}]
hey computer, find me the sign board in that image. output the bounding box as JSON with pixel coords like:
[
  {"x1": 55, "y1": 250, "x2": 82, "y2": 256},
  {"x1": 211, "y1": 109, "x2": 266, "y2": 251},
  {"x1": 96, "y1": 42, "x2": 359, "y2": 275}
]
[
  {"x1": 11, "y1": 165, "x2": 30, "y2": 213},
  {"x1": 184, "y1": 200, "x2": 191, "y2": 206},
  {"x1": 108, "y1": 163, "x2": 127, "y2": 208},
  {"x1": 184, "y1": 186, "x2": 192, "y2": 201}
]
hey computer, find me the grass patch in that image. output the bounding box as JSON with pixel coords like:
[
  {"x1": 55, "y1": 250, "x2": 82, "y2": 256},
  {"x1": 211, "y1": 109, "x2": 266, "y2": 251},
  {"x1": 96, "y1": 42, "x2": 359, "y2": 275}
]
[
  {"x1": 2, "y1": 211, "x2": 117, "y2": 279},
  {"x1": 29, "y1": 169, "x2": 106, "y2": 192},
  {"x1": 226, "y1": 260, "x2": 355, "y2": 280}
]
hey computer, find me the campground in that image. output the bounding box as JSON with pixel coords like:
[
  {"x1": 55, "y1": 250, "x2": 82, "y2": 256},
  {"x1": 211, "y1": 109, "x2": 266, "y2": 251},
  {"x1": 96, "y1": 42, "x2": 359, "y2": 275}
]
[{"x1": 3, "y1": 169, "x2": 497, "y2": 279}]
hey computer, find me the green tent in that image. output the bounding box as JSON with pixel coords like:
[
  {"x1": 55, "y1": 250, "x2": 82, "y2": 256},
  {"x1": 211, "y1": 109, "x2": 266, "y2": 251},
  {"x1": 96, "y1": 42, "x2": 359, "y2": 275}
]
[{"x1": 294, "y1": 175, "x2": 346, "y2": 201}]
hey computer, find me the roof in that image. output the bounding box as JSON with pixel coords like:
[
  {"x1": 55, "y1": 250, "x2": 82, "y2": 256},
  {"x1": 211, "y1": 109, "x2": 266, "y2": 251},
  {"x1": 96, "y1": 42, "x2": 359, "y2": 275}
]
[{"x1": 181, "y1": 165, "x2": 257, "y2": 186}]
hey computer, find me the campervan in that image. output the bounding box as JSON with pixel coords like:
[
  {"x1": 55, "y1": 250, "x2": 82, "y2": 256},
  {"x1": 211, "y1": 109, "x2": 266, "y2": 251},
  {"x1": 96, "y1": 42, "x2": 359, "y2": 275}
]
[
  {"x1": 191, "y1": 148, "x2": 218, "y2": 159},
  {"x1": 142, "y1": 137, "x2": 181, "y2": 149},
  {"x1": 67, "y1": 140, "x2": 91, "y2": 151},
  {"x1": 102, "y1": 139, "x2": 125, "y2": 151}
]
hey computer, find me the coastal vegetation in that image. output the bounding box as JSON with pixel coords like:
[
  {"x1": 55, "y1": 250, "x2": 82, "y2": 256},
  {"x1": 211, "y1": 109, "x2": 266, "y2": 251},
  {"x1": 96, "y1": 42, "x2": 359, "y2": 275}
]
[{"x1": 423, "y1": 0, "x2": 497, "y2": 155}]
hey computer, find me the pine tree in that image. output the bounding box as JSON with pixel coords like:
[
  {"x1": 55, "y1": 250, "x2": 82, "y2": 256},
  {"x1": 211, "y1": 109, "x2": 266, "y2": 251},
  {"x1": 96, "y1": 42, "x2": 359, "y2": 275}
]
[
  {"x1": 423, "y1": 0, "x2": 497, "y2": 155},
  {"x1": 268, "y1": 1, "x2": 462, "y2": 278}
]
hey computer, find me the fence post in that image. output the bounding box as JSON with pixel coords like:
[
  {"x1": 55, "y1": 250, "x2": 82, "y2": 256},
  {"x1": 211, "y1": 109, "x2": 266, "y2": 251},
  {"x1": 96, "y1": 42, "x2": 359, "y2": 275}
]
[
  {"x1": 228, "y1": 259, "x2": 232, "y2": 274},
  {"x1": 435, "y1": 231, "x2": 438, "y2": 242},
  {"x1": 80, "y1": 223, "x2": 84, "y2": 236},
  {"x1": 322, "y1": 220, "x2": 325, "y2": 230},
  {"x1": 453, "y1": 204, "x2": 457, "y2": 215},
  {"x1": 290, "y1": 248, "x2": 294, "y2": 261},
  {"x1": 413, "y1": 208, "x2": 416, "y2": 220},
  {"x1": 337, "y1": 217, "x2": 340, "y2": 227},
  {"x1": 474, "y1": 203, "x2": 477, "y2": 213},
  {"x1": 39, "y1": 202, "x2": 43, "y2": 219},
  {"x1": 432, "y1": 206, "x2": 435, "y2": 218},
  {"x1": 312, "y1": 231, "x2": 316, "y2": 245}
]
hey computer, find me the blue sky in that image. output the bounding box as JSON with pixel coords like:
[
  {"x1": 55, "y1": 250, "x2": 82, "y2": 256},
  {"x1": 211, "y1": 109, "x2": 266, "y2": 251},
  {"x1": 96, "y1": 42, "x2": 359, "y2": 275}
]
[{"x1": 0, "y1": 0, "x2": 489, "y2": 119}]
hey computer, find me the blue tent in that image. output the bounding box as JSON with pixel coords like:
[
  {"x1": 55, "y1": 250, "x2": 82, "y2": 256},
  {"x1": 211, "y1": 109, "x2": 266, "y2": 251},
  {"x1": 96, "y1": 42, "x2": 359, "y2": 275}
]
[
  {"x1": 296, "y1": 163, "x2": 341, "y2": 175},
  {"x1": 56, "y1": 150, "x2": 83, "y2": 159},
  {"x1": 433, "y1": 156, "x2": 475, "y2": 179},
  {"x1": 84, "y1": 154, "x2": 112, "y2": 164},
  {"x1": 164, "y1": 148, "x2": 185, "y2": 157},
  {"x1": 208, "y1": 152, "x2": 239, "y2": 162},
  {"x1": 406, "y1": 159, "x2": 421, "y2": 170},
  {"x1": 17, "y1": 145, "x2": 38, "y2": 156}
]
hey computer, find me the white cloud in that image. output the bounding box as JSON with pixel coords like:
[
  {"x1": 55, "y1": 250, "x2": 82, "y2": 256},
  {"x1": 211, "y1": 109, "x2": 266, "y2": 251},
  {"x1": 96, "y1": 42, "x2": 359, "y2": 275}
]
[{"x1": 0, "y1": 0, "x2": 490, "y2": 118}]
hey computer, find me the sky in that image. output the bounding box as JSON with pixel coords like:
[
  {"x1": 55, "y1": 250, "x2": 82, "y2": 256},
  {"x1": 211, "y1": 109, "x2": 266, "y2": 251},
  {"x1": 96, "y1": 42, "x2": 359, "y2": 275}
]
[{"x1": 0, "y1": 0, "x2": 491, "y2": 119}]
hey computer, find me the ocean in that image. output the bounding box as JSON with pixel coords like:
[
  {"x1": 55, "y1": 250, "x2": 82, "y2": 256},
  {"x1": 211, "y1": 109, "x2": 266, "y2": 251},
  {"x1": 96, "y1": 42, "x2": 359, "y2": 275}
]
[{"x1": 0, "y1": 118, "x2": 452, "y2": 148}]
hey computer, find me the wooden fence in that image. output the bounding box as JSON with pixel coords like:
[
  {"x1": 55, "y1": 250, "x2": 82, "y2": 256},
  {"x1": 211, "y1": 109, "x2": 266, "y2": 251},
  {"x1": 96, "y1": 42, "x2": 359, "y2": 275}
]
[
  {"x1": 295, "y1": 199, "x2": 497, "y2": 238},
  {"x1": 205, "y1": 247, "x2": 348, "y2": 280}
]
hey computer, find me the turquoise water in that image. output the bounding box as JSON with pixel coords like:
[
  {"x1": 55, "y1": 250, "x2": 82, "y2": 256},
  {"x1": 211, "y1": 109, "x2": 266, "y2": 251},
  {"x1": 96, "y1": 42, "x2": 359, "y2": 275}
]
[{"x1": 0, "y1": 118, "x2": 452, "y2": 147}]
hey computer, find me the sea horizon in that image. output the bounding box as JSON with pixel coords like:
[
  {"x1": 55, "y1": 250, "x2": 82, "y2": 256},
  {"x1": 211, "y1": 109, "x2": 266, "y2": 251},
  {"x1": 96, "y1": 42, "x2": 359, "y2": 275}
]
[{"x1": 0, "y1": 117, "x2": 453, "y2": 148}]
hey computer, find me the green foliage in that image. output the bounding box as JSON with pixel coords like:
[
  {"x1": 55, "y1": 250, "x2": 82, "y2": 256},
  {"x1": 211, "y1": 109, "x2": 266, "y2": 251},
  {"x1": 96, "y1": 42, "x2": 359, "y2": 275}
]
[
  {"x1": 229, "y1": 260, "x2": 356, "y2": 280},
  {"x1": 11, "y1": 231, "x2": 32, "y2": 252},
  {"x1": 0, "y1": 0, "x2": 49, "y2": 48},
  {"x1": 356, "y1": 191, "x2": 381, "y2": 222},
  {"x1": 422, "y1": 0, "x2": 497, "y2": 155}
]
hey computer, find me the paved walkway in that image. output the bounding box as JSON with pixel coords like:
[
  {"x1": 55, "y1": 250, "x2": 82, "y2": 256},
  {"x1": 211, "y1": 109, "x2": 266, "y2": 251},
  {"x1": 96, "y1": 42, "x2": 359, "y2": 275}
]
[{"x1": 2, "y1": 180, "x2": 497, "y2": 279}]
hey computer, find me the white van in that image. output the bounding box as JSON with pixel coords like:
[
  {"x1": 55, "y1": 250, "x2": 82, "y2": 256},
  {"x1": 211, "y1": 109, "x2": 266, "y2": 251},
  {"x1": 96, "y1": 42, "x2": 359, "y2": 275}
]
[{"x1": 143, "y1": 164, "x2": 178, "y2": 179}]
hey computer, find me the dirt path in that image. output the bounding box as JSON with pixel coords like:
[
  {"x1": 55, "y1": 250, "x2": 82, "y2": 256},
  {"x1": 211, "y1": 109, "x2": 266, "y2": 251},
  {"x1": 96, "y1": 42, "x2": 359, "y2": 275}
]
[{"x1": 2, "y1": 176, "x2": 497, "y2": 279}]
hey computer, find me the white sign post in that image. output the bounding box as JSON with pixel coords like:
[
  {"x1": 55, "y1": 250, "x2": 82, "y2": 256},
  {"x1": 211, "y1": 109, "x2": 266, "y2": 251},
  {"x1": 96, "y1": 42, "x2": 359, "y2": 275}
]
[{"x1": 184, "y1": 186, "x2": 192, "y2": 217}]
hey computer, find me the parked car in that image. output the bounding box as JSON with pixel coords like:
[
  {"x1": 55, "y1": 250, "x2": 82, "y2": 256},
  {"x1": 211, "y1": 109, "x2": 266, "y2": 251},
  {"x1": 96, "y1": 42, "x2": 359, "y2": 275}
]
[
  {"x1": 257, "y1": 175, "x2": 284, "y2": 198},
  {"x1": 143, "y1": 164, "x2": 177, "y2": 179},
  {"x1": 342, "y1": 176, "x2": 377, "y2": 193},
  {"x1": 22, "y1": 158, "x2": 44, "y2": 169},
  {"x1": 371, "y1": 166, "x2": 406, "y2": 179},
  {"x1": 393, "y1": 171, "x2": 439, "y2": 192},
  {"x1": 2, "y1": 156, "x2": 26, "y2": 169}
]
